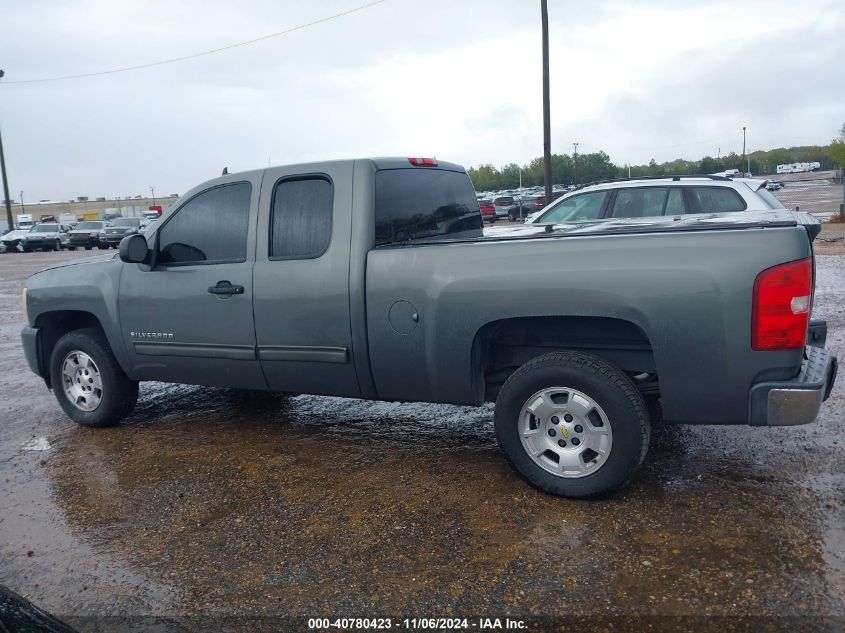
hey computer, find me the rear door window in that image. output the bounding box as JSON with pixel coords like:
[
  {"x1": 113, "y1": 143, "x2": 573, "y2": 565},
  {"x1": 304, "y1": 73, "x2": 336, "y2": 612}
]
[
  {"x1": 687, "y1": 187, "x2": 747, "y2": 213},
  {"x1": 270, "y1": 176, "x2": 333, "y2": 259},
  {"x1": 539, "y1": 191, "x2": 608, "y2": 223},
  {"x1": 609, "y1": 188, "x2": 668, "y2": 218},
  {"x1": 375, "y1": 169, "x2": 482, "y2": 245}
]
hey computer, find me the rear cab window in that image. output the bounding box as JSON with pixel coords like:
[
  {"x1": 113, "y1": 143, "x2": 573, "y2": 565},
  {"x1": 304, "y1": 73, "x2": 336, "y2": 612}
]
[{"x1": 375, "y1": 169, "x2": 483, "y2": 245}]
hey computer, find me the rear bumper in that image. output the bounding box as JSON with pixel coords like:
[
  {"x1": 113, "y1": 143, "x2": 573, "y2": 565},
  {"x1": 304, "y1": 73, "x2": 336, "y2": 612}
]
[{"x1": 749, "y1": 345, "x2": 838, "y2": 426}]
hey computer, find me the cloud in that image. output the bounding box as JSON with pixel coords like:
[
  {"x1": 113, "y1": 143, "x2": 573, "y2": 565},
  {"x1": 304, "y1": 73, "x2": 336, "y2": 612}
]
[{"x1": 0, "y1": 0, "x2": 841, "y2": 199}]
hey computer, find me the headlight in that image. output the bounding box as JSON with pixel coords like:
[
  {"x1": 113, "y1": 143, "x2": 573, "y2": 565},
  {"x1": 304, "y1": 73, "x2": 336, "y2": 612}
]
[{"x1": 22, "y1": 288, "x2": 28, "y2": 324}]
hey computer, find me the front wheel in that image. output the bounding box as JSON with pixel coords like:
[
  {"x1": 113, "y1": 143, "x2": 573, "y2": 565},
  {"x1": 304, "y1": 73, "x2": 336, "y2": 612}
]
[
  {"x1": 50, "y1": 328, "x2": 139, "y2": 427},
  {"x1": 494, "y1": 351, "x2": 650, "y2": 498}
]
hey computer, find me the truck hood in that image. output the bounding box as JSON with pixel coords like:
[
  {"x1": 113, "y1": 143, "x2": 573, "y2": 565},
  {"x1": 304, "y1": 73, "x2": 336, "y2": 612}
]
[{"x1": 32, "y1": 253, "x2": 116, "y2": 274}]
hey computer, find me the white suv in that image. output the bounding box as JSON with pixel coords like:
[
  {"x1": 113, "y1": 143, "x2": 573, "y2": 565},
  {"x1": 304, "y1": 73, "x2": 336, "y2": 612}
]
[{"x1": 524, "y1": 175, "x2": 785, "y2": 224}]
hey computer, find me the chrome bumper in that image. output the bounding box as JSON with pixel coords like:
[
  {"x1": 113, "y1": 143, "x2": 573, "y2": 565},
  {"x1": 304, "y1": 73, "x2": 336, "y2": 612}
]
[{"x1": 749, "y1": 345, "x2": 837, "y2": 426}]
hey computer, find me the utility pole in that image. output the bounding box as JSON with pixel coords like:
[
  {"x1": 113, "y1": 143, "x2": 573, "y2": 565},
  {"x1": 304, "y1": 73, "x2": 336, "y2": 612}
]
[
  {"x1": 541, "y1": 0, "x2": 552, "y2": 206},
  {"x1": 0, "y1": 69, "x2": 14, "y2": 232},
  {"x1": 742, "y1": 126, "x2": 747, "y2": 175},
  {"x1": 150, "y1": 186, "x2": 156, "y2": 207},
  {"x1": 573, "y1": 142, "x2": 579, "y2": 184},
  {"x1": 20, "y1": 190, "x2": 24, "y2": 214}
]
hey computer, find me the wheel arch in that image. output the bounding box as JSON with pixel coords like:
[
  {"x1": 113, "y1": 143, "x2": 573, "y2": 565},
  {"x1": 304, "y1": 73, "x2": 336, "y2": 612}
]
[
  {"x1": 470, "y1": 315, "x2": 658, "y2": 403},
  {"x1": 34, "y1": 310, "x2": 108, "y2": 388}
]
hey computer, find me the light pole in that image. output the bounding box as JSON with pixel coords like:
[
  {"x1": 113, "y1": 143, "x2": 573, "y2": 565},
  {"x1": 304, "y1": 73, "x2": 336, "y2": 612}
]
[
  {"x1": 150, "y1": 186, "x2": 156, "y2": 208},
  {"x1": 541, "y1": 0, "x2": 552, "y2": 206},
  {"x1": 742, "y1": 126, "x2": 747, "y2": 175},
  {"x1": 573, "y1": 142, "x2": 579, "y2": 184},
  {"x1": 20, "y1": 190, "x2": 23, "y2": 214},
  {"x1": 0, "y1": 69, "x2": 14, "y2": 232}
]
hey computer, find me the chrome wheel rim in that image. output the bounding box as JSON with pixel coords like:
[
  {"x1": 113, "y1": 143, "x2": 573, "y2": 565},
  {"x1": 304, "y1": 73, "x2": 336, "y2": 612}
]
[
  {"x1": 61, "y1": 351, "x2": 103, "y2": 412},
  {"x1": 518, "y1": 387, "x2": 612, "y2": 478}
]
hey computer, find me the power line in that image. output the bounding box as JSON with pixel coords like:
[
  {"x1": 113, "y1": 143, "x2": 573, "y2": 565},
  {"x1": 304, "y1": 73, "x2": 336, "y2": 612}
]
[{"x1": 1, "y1": 0, "x2": 390, "y2": 85}]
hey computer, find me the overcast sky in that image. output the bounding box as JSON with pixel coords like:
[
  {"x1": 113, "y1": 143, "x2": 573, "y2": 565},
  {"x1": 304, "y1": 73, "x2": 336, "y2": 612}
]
[{"x1": 1, "y1": 0, "x2": 843, "y2": 201}]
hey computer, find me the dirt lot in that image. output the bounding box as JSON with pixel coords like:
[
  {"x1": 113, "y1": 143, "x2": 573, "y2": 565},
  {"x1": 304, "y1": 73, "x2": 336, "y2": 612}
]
[{"x1": 0, "y1": 247, "x2": 843, "y2": 632}]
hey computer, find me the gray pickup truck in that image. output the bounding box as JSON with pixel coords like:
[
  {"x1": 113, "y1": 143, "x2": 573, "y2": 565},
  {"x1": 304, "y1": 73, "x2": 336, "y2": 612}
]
[{"x1": 21, "y1": 158, "x2": 838, "y2": 497}]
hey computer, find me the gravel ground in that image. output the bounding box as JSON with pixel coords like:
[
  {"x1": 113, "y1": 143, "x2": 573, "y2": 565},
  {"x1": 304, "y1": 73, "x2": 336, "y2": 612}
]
[
  {"x1": 771, "y1": 171, "x2": 844, "y2": 216},
  {"x1": 0, "y1": 247, "x2": 842, "y2": 632}
]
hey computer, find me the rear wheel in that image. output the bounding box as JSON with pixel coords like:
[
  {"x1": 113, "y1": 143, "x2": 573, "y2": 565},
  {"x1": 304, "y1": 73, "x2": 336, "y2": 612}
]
[
  {"x1": 84, "y1": 246, "x2": 92, "y2": 250},
  {"x1": 494, "y1": 351, "x2": 650, "y2": 497},
  {"x1": 50, "y1": 328, "x2": 138, "y2": 427}
]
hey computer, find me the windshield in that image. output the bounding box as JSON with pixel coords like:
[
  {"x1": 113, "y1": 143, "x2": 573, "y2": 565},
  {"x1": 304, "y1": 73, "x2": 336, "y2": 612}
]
[
  {"x1": 76, "y1": 222, "x2": 104, "y2": 230},
  {"x1": 112, "y1": 218, "x2": 141, "y2": 227},
  {"x1": 32, "y1": 224, "x2": 58, "y2": 233}
]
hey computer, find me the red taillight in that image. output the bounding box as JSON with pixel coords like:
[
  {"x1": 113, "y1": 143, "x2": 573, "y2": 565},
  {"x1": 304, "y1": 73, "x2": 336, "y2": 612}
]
[
  {"x1": 751, "y1": 258, "x2": 812, "y2": 350},
  {"x1": 408, "y1": 157, "x2": 438, "y2": 166}
]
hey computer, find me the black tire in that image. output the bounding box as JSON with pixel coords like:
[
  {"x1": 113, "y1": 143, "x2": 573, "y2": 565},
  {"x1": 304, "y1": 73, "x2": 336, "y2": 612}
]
[
  {"x1": 508, "y1": 211, "x2": 517, "y2": 222},
  {"x1": 53, "y1": 240, "x2": 60, "y2": 251},
  {"x1": 84, "y1": 246, "x2": 92, "y2": 250},
  {"x1": 22, "y1": 246, "x2": 31, "y2": 253},
  {"x1": 494, "y1": 351, "x2": 650, "y2": 498},
  {"x1": 49, "y1": 327, "x2": 138, "y2": 427}
]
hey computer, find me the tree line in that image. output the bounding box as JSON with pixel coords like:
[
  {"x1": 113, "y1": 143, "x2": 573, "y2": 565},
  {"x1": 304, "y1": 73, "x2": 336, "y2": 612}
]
[{"x1": 468, "y1": 131, "x2": 845, "y2": 192}]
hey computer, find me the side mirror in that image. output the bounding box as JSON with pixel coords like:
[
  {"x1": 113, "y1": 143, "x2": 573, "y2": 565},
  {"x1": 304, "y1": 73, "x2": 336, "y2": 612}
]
[{"x1": 119, "y1": 234, "x2": 150, "y2": 264}]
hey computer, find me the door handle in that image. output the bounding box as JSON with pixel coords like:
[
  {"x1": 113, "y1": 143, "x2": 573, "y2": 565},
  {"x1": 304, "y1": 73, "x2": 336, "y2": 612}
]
[{"x1": 208, "y1": 280, "x2": 244, "y2": 296}]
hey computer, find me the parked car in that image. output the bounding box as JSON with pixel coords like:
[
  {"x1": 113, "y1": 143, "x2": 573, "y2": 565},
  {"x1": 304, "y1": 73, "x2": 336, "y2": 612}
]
[
  {"x1": 513, "y1": 193, "x2": 545, "y2": 220},
  {"x1": 20, "y1": 223, "x2": 70, "y2": 252},
  {"x1": 525, "y1": 175, "x2": 785, "y2": 225},
  {"x1": 492, "y1": 196, "x2": 518, "y2": 221},
  {"x1": 98, "y1": 217, "x2": 142, "y2": 248},
  {"x1": 20, "y1": 157, "x2": 836, "y2": 498},
  {"x1": 1, "y1": 226, "x2": 33, "y2": 252},
  {"x1": 67, "y1": 221, "x2": 106, "y2": 250},
  {"x1": 478, "y1": 199, "x2": 497, "y2": 223},
  {"x1": 766, "y1": 180, "x2": 785, "y2": 191}
]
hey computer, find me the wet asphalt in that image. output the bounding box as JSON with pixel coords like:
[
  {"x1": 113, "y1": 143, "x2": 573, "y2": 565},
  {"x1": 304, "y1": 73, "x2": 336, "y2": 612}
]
[{"x1": 0, "y1": 247, "x2": 843, "y2": 631}]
